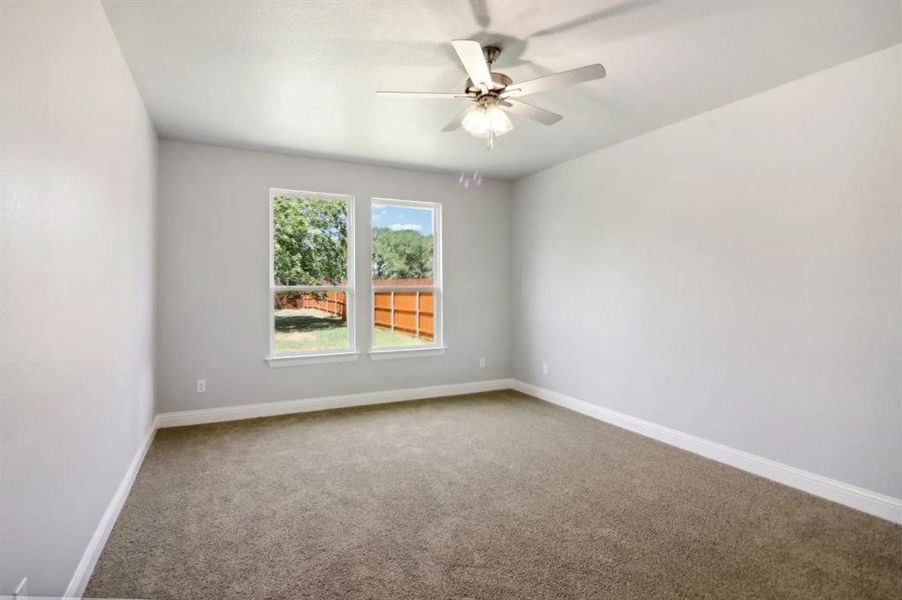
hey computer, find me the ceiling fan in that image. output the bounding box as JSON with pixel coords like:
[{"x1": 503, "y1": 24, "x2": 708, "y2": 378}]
[{"x1": 377, "y1": 40, "x2": 606, "y2": 150}]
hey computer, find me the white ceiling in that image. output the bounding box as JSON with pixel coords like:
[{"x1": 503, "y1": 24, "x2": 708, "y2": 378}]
[{"x1": 102, "y1": 0, "x2": 901, "y2": 180}]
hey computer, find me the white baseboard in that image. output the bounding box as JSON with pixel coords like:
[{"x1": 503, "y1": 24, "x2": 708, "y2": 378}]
[
  {"x1": 156, "y1": 378, "x2": 516, "y2": 428},
  {"x1": 511, "y1": 380, "x2": 902, "y2": 525},
  {"x1": 64, "y1": 416, "x2": 159, "y2": 599}
]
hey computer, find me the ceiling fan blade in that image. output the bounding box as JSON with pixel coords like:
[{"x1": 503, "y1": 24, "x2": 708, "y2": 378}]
[
  {"x1": 503, "y1": 64, "x2": 606, "y2": 97},
  {"x1": 503, "y1": 99, "x2": 563, "y2": 126},
  {"x1": 441, "y1": 106, "x2": 473, "y2": 132},
  {"x1": 451, "y1": 40, "x2": 493, "y2": 89},
  {"x1": 377, "y1": 91, "x2": 471, "y2": 99}
]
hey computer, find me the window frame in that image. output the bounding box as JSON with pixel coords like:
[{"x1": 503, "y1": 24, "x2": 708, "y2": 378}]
[
  {"x1": 266, "y1": 188, "x2": 358, "y2": 367},
  {"x1": 369, "y1": 197, "x2": 445, "y2": 359}
]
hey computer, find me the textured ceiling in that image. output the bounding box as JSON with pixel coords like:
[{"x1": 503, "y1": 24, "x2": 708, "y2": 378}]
[{"x1": 102, "y1": 0, "x2": 902, "y2": 180}]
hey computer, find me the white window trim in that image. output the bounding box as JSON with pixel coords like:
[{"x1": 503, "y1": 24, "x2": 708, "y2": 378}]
[
  {"x1": 266, "y1": 188, "x2": 357, "y2": 366},
  {"x1": 369, "y1": 346, "x2": 447, "y2": 360},
  {"x1": 266, "y1": 351, "x2": 360, "y2": 368},
  {"x1": 369, "y1": 197, "x2": 443, "y2": 357}
]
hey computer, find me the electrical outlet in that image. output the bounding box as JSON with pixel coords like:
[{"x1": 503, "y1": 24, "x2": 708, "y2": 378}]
[
  {"x1": 14, "y1": 577, "x2": 27, "y2": 598},
  {"x1": 542, "y1": 363, "x2": 548, "y2": 375},
  {"x1": 196, "y1": 379, "x2": 206, "y2": 393},
  {"x1": 479, "y1": 357, "x2": 486, "y2": 368}
]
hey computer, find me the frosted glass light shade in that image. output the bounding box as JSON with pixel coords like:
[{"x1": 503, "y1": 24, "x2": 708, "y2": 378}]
[{"x1": 462, "y1": 104, "x2": 513, "y2": 139}]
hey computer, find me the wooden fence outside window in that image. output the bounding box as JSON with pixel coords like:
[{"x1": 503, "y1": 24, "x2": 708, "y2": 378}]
[{"x1": 274, "y1": 279, "x2": 434, "y2": 341}]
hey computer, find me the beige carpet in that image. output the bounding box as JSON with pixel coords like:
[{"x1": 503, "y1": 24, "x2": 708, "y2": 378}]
[{"x1": 86, "y1": 390, "x2": 902, "y2": 599}]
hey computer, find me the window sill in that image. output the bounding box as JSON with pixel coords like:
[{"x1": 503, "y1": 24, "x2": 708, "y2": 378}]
[
  {"x1": 368, "y1": 346, "x2": 448, "y2": 361},
  {"x1": 266, "y1": 351, "x2": 361, "y2": 368}
]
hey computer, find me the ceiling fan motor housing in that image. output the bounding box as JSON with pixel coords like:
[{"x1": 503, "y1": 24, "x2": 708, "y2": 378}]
[{"x1": 465, "y1": 72, "x2": 513, "y2": 96}]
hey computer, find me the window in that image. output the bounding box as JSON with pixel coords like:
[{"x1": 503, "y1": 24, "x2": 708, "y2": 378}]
[
  {"x1": 371, "y1": 198, "x2": 443, "y2": 355},
  {"x1": 268, "y1": 189, "x2": 356, "y2": 364}
]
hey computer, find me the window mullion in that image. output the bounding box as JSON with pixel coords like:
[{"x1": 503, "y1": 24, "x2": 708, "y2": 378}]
[
  {"x1": 274, "y1": 285, "x2": 346, "y2": 292},
  {"x1": 371, "y1": 285, "x2": 435, "y2": 293}
]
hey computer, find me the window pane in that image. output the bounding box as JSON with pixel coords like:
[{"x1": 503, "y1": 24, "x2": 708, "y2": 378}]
[
  {"x1": 274, "y1": 291, "x2": 348, "y2": 353},
  {"x1": 273, "y1": 195, "x2": 348, "y2": 286},
  {"x1": 372, "y1": 290, "x2": 434, "y2": 348},
  {"x1": 371, "y1": 203, "x2": 433, "y2": 287}
]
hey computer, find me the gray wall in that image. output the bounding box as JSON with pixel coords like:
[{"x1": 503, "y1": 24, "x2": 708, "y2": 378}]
[
  {"x1": 512, "y1": 45, "x2": 902, "y2": 499},
  {"x1": 156, "y1": 141, "x2": 512, "y2": 413},
  {"x1": 0, "y1": 0, "x2": 157, "y2": 596}
]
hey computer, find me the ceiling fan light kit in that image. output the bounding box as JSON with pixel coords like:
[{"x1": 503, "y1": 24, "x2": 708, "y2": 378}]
[
  {"x1": 377, "y1": 40, "x2": 605, "y2": 151},
  {"x1": 462, "y1": 102, "x2": 513, "y2": 150}
]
